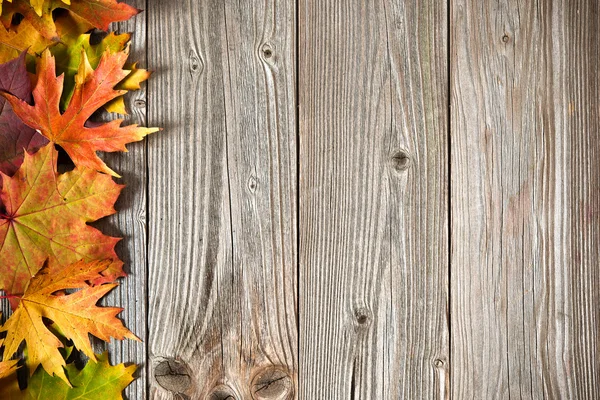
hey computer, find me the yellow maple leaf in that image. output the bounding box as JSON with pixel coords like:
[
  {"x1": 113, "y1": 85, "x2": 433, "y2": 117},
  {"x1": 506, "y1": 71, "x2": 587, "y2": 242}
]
[
  {"x1": 0, "y1": 359, "x2": 18, "y2": 379},
  {"x1": 0, "y1": 260, "x2": 139, "y2": 384},
  {"x1": 0, "y1": 0, "x2": 69, "y2": 17}
]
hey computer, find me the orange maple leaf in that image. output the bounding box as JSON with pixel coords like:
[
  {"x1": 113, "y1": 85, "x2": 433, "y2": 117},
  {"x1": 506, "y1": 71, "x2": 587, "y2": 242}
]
[
  {"x1": 0, "y1": 145, "x2": 124, "y2": 298},
  {"x1": 2, "y1": 48, "x2": 158, "y2": 177},
  {"x1": 0, "y1": 260, "x2": 139, "y2": 384}
]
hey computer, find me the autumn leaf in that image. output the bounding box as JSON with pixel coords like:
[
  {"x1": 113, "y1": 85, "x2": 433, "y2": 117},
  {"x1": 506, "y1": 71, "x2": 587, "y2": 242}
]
[
  {"x1": 52, "y1": 30, "x2": 129, "y2": 108},
  {"x1": 0, "y1": 12, "x2": 98, "y2": 68},
  {"x1": 0, "y1": 373, "x2": 19, "y2": 398},
  {"x1": 0, "y1": 351, "x2": 135, "y2": 399},
  {"x1": 0, "y1": 360, "x2": 18, "y2": 379},
  {"x1": 52, "y1": 15, "x2": 151, "y2": 112},
  {"x1": 0, "y1": 335, "x2": 74, "y2": 398},
  {"x1": 21, "y1": 353, "x2": 135, "y2": 399},
  {"x1": 51, "y1": 17, "x2": 149, "y2": 111},
  {"x1": 0, "y1": 359, "x2": 19, "y2": 398},
  {"x1": 106, "y1": 62, "x2": 151, "y2": 114},
  {"x1": 2, "y1": 48, "x2": 158, "y2": 177},
  {"x1": 0, "y1": 145, "x2": 124, "y2": 298},
  {"x1": 1, "y1": 260, "x2": 139, "y2": 383},
  {"x1": 0, "y1": 12, "x2": 151, "y2": 111},
  {"x1": 0, "y1": 51, "x2": 48, "y2": 176},
  {"x1": 0, "y1": 20, "x2": 54, "y2": 64},
  {"x1": 0, "y1": 0, "x2": 69, "y2": 17},
  {"x1": 0, "y1": 0, "x2": 139, "y2": 41}
]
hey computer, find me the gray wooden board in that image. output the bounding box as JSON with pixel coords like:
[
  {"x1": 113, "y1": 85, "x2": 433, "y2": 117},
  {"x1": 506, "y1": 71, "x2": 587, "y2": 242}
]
[
  {"x1": 299, "y1": 0, "x2": 449, "y2": 399},
  {"x1": 451, "y1": 0, "x2": 600, "y2": 398},
  {"x1": 146, "y1": 0, "x2": 297, "y2": 398},
  {"x1": 96, "y1": 0, "x2": 150, "y2": 398}
]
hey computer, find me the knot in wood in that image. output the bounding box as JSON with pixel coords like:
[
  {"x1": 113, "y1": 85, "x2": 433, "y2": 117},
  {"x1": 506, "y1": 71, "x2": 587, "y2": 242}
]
[
  {"x1": 251, "y1": 367, "x2": 294, "y2": 400},
  {"x1": 261, "y1": 43, "x2": 273, "y2": 59},
  {"x1": 502, "y1": 34, "x2": 510, "y2": 43},
  {"x1": 390, "y1": 150, "x2": 411, "y2": 172},
  {"x1": 208, "y1": 385, "x2": 239, "y2": 400},
  {"x1": 154, "y1": 358, "x2": 192, "y2": 394},
  {"x1": 433, "y1": 358, "x2": 445, "y2": 368},
  {"x1": 134, "y1": 99, "x2": 146, "y2": 109},
  {"x1": 248, "y1": 175, "x2": 259, "y2": 193},
  {"x1": 354, "y1": 307, "x2": 372, "y2": 326},
  {"x1": 188, "y1": 50, "x2": 203, "y2": 75}
]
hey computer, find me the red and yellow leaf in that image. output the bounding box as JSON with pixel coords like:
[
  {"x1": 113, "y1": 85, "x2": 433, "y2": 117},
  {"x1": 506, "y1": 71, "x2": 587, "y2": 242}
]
[
  {"x1": 52, "y1": 29, "x2": 130, "y2": 108},
  {"x1": 2, "y1": 48, "x2": 158, "y2": 177},
  {"x1": 0, "y1": 145, "x2": 124, "y2": 297},
  {"x1": 1, "y1": 260, "x2": 138, "y2": 384}
]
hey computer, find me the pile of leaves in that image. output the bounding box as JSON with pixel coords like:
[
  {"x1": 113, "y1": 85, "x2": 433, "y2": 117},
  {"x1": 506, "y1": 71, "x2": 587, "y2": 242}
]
[{"x1": 0, "y1": 0, "x2": 158, "y2": 397}]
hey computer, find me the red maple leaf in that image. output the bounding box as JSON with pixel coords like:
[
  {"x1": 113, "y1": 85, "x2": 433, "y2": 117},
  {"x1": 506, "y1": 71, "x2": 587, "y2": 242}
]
[{"x1": 2, "y1": 48, "x2": 158, "y2": 177}]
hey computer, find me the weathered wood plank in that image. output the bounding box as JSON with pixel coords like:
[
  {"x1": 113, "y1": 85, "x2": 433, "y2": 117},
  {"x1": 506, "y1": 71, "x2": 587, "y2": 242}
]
[
  {"x1": 299, "y1": 1, "x2": 449, "y2": 398},
  {"x1": 96, "y1": 1, "x2": 150, "y2": 399},
  {"x1": 146, "y1": 0, "x2": 297, "y2": 398},
  {"x1": 451, "y1": 0, "x2": 600, "y2": 397}
]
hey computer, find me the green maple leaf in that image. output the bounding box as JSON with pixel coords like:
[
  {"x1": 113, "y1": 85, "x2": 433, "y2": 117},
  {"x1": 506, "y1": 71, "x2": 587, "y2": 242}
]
[{"x1": 0, "y1": 353, "x2": 136, "y2": 399}]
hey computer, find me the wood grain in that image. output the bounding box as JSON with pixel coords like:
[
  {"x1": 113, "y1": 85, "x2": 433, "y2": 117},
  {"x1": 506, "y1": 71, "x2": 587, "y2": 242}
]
[
  {"x1": 146, "y1": 0, "x2": 297, "y2": 398},
  {"x1": 95, "y1": 1, "x2": 150, "y2": 399},
  {"x1": 451, "y1": 0, "x2": 600, "y2": 397},
  {"x1": 299, "y1": 0, "x2": 449, "y2": 398}
]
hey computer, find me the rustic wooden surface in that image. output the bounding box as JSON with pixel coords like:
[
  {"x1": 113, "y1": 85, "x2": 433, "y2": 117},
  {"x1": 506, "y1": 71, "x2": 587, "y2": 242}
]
[
  {"x1": 98, "y1": 1, "x2": 149, "y2": 399},
  {"x1": 146, "y1": 0, "x2": 297, "y2": 399},
  {"x1": 451, "y1": 0, "x2": 600, "y2": 398},
  {"x1": 73, "y1": 0, "x2": 600, "y2": 398},
  {"x1": 298, "y1": 0, "x2": 449, "y2": 399}
]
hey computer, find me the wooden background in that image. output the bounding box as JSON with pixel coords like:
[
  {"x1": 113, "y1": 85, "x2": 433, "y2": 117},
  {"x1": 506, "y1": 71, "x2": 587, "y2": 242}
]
[{"x1": 97, "y1": 0, "x2": 599, "y2": 398}]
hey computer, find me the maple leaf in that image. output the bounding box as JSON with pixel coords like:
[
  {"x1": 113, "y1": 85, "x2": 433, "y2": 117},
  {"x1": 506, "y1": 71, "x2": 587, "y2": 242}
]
[
  {"x1": 0, "y1": 360, "x2": 18, "y2": 379},
  {"x1": 0, "y1": 20, "x2": 54, "y2": 64},
  {"x1": 15, "y1": 353, "x2": 136, "y2": 399},
  {"x1": 0, "y1": 0, "x2": 139, "y2": 41},
  {"x1": 51, "y1": 18, "x2": 150, "y2": 111},
  {"x1": 0, "y1": 260, "x2": 139, "y2": 383},
  {"x1": 0, "y1": 13, "x2": 151, "y2": 112},
  {"x1": 0, "y1": 369, "x2": 19, "y2": 398},
  {"x1": 2, "y1": 48, "x2": 158, "y2": 177},
  {"x1": 0, "y1": 0, "x2": 69, "y2": 17},
  {"x1": 0, "y1": 51, "x2": 48, "y2": 176},
  {"x1": 0, "y1": 359, "x2": 19, "y2": 398},
  {"x1": 53, "y1": 30, "x2": 129, "y2": 108},
  {"x1": 0, "y1": 145, "x2": 124, "y2": 298},
  {"x1": 106, "y1": 62, "x2": 151, "y2": 114}
]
